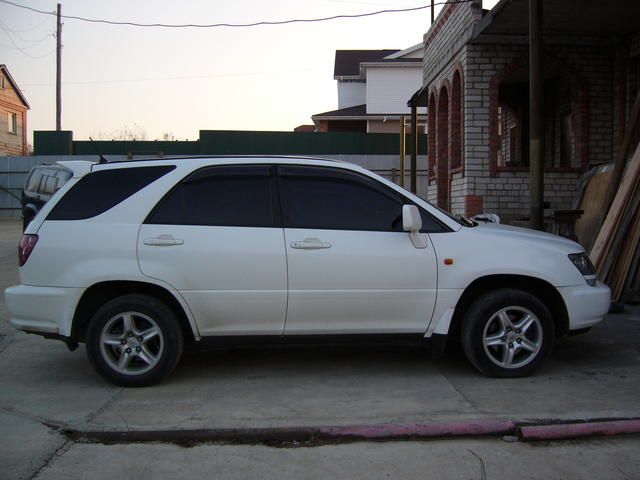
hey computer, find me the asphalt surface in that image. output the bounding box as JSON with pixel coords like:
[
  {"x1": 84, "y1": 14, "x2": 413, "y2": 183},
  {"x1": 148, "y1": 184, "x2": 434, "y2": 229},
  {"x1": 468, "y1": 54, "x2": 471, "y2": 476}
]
[{"x1": 1, "y1": 218, "x2": 639, "y2": 479}]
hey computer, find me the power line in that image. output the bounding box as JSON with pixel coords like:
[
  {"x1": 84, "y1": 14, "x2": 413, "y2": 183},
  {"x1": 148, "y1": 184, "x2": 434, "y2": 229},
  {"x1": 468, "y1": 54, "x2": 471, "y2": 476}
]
[
  {"x1": 0, "y1": 19, "x2": 52, "y2": 46},
  {"x1": 0, "y1": 21, "x2": 54, "y2": 58},
  {"x1": 21, "y1": 68, "x2": 325, "y2": 87},
  {"x1": 0, "y1": 14, "x2": 49, "y2": 33},
  {"x1": 0, "y1": 0, "x2": 474, "y2": 29}
]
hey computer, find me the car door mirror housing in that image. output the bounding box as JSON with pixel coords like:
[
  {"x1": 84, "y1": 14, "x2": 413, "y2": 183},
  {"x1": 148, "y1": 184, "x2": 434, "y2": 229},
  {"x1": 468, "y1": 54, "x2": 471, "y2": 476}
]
[
  {"x1": 402, "y1": 205, "x2": 422, "y2": 232},
  {"x1": 402, "y1": 205, "x2": 427, "y2": 249}
]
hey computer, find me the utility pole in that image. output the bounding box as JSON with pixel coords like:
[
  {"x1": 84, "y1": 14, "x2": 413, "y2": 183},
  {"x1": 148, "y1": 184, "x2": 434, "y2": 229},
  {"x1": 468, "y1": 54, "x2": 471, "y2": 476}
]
[
  {"x1": 431, "y1": 0, "x2": 435, "y2": 24},
  {"x1": 529, "y1": 0, "x2": 544, "y2": 230},
  {"x1": 56, "y1": 3, "x2": 62, "y2": 131}
]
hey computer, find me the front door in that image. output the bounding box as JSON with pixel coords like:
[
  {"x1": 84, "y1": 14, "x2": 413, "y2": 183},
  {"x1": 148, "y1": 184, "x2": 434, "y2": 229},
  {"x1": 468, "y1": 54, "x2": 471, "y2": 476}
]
[{"x1": 279, "y1": 165, "x2": 438, "y2": 335}]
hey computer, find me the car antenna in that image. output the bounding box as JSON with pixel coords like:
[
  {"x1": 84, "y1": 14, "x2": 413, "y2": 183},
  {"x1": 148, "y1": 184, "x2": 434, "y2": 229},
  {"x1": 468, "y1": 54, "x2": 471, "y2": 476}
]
[{"x1": 88, "y1": 137, "x2": 109, "y2": 164}]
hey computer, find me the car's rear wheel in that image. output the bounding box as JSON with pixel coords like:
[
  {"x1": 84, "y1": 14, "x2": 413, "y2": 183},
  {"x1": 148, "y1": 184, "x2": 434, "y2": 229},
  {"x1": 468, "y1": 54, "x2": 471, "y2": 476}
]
[
  {"x1": 86, "y1": 294, "x2": 183, "y2": 387},
  {"x1": 461, "y1": 289, "x2": 555, "y2": 377}
]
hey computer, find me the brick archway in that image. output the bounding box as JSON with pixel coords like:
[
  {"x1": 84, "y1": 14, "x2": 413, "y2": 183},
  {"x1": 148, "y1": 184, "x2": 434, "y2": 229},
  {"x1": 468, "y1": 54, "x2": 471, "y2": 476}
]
[
  {"x1": 450, "y1": 67, "x2": 464, "y2": 171},
  {"x1": 427, "y1": 91, "x2": 437, "y2": 178},
  {"x1": 489, "y1": 53, "x2": 589, "y2": 175},
  {"x1": 436, "y1": 83, "x2": 450, "y2": 210}
]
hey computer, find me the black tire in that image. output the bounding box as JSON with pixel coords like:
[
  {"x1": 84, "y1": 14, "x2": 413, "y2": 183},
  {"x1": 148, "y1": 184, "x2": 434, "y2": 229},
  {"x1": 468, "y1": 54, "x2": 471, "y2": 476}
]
[
  {"x1": 461, "y1": 289, "x2": 555, "y2": 378},
  {"x1": 86, "y1": 294, "x2": 184, "y2": 387}
]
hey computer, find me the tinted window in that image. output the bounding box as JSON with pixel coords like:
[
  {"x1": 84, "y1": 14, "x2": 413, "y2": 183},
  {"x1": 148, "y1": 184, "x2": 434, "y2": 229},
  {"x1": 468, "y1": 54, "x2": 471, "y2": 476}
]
[
  {"x1": 147, "y1": 165, "x2": 276, "y2": 227},
  {"x1": 279, "y1": 166, "x2": 448, "y2": 233},
  {"x1": 47, "y1": 166, "x2": 175, "y2": 220},
  {"x1": 279, "y1": 166, "x2": 404, "y2": 232}
]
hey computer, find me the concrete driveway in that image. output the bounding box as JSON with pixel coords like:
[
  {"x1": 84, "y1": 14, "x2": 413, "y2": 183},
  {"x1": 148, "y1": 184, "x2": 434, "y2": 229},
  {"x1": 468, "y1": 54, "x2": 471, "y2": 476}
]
[{"x1": 1, "y1": 218, "x2": 639, "y2": 479}]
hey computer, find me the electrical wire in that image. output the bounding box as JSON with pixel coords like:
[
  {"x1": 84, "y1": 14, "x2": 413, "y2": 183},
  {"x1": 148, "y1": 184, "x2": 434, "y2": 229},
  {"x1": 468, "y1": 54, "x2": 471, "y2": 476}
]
[
  {"x1": 0, "y1": 0, "x2": 474, "y2": 29},
  {"x1": 0, "y1": 19, "x2": 52, "y2": 46},
  {"x1": 21, "y1": 67, "x2": 324, "y2": 87},
  {"x1": 0, "y1": 14, "x2": 48, "y2": 33},
  {"x1": 0, "y1": 22, "x2": 54, "y2": 58}
]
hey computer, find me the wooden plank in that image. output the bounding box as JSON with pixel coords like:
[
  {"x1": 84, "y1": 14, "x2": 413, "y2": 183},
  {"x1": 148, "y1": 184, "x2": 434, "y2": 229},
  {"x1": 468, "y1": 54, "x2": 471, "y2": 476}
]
[
  {"x1": 590, "y1": 143, "x2": 640, "y2": 269},
  {"x1": 597, "y1": 90, "x2": 640, "y2": 229},
  {"x1": 577, "y1": 164, "x2": 613, "y2": 250},
  {"x1": 608, "y1": 206, "x2": 640, "y2": 301}
]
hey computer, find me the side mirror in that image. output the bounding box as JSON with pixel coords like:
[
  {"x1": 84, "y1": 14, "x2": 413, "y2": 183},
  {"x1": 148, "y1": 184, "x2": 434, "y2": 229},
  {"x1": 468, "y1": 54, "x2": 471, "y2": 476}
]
[
  {"x1": 402, "y1": 205, "x2": 422, "y2": 232},
  {"x1": 402, "y1": 205, "x2": 427, "y2": 249}
]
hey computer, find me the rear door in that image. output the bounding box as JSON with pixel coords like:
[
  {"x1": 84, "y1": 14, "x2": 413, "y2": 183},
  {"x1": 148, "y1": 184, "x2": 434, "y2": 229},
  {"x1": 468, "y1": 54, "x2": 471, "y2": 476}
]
[
  {"x1": 279, "y1": 165, "x2": 439, "y2": 335},
  {"x1": 137, "y1": 164, "x2": 287, "y2": 336}
]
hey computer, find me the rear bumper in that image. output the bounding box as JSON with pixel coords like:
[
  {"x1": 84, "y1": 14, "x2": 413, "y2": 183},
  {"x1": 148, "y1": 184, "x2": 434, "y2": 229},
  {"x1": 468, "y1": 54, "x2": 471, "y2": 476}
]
[
  {"x1": 558, "y1": 281, "x2": 611, "y2": 331},
  {"x1": 4, "y1": 285, "x2": 84, "y2": 337}
]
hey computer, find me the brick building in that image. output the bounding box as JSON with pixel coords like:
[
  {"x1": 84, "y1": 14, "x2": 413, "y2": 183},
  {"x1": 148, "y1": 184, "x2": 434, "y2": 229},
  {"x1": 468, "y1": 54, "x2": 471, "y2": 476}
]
[
  {"x1": 410, "y1": 0, "x2": 640, "y2": 222},
  {"x1": 0, "y1": 65, "x2": 29, "y2": 156}
]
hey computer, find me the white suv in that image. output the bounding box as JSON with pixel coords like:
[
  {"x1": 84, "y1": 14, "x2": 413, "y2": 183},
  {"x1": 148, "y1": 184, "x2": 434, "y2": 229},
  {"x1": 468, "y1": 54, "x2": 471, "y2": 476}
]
[{"x1": 5, "y1": 157, "x2": 611, "y2": 386}]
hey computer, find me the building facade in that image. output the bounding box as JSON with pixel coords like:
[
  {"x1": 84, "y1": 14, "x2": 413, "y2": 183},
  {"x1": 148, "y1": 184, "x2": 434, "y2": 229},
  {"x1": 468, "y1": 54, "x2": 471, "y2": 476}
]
[
  {"x1": 313, "y1": 45, "x2": 427, "y2": 134},
  {"x1": 417, "y1": 0, "x2": 640, "y2": 222},
  {"x1": 0, "y1": 65, "x2": 29, "y2": 156}
]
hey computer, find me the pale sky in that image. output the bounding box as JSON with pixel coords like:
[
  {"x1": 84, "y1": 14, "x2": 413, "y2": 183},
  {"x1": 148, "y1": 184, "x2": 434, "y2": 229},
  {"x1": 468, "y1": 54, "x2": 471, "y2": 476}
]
[{"x1": 1, "y1": 0, "x2": 498, "y2": 142}]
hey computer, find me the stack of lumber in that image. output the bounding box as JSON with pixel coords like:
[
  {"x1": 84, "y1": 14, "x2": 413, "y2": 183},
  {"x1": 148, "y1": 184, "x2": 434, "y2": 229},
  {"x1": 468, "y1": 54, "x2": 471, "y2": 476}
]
[
  {"x1": 589, "y1": 91, "x2": 640, "y2": 303},
  {"x1": 590, "y1": 143, "x2": 640, "y2": 302}
]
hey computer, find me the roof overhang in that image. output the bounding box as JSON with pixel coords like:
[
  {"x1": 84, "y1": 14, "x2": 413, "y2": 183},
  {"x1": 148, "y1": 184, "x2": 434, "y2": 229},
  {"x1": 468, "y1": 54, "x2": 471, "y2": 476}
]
[
  {"x1": 472, "y1": 0, "x2": 640, "y2": 43},
  {"x1": 0, "y1": 65, "x2": 30, "y2": 109},
  {"x1": 407, "y1": 85, "x2": 429, "y2": 108},
  {"x1": 384, "y1": 43, "x2": 424, "y2": 59}
]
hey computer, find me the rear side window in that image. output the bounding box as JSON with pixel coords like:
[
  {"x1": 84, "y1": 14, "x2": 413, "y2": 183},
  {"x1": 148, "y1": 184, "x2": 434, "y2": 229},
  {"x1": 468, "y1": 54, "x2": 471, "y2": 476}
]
[
  {"x1": 47, "y1": 166, "x2": 175, "y2": 220},
  {"x1": 146, "y1": 165, "x2": 277, "y2": 227}
]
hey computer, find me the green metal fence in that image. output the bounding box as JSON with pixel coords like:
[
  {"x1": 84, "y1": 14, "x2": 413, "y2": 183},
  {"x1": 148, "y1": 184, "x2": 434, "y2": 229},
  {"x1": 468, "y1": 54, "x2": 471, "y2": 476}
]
[{"x1": 34, "y1": 130, "x2": 427, "y2": 157}]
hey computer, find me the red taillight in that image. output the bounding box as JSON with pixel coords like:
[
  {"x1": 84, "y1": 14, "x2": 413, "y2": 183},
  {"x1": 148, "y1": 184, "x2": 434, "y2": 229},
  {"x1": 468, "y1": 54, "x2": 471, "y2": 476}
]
[{"x1": 18, "y1": 234, "x2": 38, "y2": 267}]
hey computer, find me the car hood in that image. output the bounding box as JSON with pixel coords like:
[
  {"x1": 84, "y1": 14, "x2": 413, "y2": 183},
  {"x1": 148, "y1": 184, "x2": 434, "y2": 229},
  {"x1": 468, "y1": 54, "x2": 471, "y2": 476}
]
[{"x1": 472, "y1": 222, "x2": 583, "y2": 253}]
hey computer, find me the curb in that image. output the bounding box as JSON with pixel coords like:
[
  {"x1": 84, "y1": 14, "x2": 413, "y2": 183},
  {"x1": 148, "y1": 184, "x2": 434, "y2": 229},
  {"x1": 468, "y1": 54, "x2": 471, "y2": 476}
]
[
  {"x1": 60, "y1": 417, "x2": 640, "y2": 446},
  {"x1": 519, "y1": 419, "x2": 640, "y2": 441}
]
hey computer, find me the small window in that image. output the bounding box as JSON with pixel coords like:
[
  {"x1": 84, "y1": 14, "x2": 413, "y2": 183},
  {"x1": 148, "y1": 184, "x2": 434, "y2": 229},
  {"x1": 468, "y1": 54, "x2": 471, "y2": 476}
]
[
  {"x1": 8, "y1": 112, "x2": 17, "y2": 134},
  {"x1": 0, "y1": 77, "x2": 5, "y2": 89},
  {"x1": 147, "y1": 165, "x2": 277, "y2": 228},
  {"x1": 48, "y1": 165, "x2": 175, "y2": 221}
]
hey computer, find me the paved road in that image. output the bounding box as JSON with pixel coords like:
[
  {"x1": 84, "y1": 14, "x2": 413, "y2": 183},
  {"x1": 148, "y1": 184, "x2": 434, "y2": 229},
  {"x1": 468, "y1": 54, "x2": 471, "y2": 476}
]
[{"x1": 1, "y1": 218, "x2": 639, "y2": 479}]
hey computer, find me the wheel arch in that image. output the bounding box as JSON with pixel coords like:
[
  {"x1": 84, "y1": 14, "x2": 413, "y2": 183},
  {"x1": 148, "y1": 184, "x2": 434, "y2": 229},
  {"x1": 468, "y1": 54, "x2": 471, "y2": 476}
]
[
  {"x1": 449, "y1": 274, "x2": 569, "y2": 340},
  {"x1": 71, "y1": 280, "x2": 198, "y2": 345}
]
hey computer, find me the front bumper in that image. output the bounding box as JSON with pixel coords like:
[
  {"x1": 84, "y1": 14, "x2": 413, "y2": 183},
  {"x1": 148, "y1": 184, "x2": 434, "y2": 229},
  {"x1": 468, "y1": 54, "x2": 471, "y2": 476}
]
[
  {"x1": 558, "y1": 281, "x2": 611, "y2": 331},
  {"x1": 4, "y1": 284, "x2": 84, "y2": 337}
]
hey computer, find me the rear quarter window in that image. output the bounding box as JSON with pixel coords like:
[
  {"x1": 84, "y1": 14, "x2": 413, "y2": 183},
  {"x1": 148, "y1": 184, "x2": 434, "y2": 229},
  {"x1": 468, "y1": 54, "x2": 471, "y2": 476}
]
[{"x1": 47, "y1": 165, "x2": 175, "y2": 220}]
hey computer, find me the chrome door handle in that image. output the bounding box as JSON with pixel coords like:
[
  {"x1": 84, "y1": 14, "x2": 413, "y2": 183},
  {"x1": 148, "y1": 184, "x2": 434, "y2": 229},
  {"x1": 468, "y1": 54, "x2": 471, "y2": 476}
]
[
  {"x1": 290, "y1": 238, "x2": 331, "y2": 250},
  {"x1": 144, "y1": 235, "x2": 184, "y2": 246}
]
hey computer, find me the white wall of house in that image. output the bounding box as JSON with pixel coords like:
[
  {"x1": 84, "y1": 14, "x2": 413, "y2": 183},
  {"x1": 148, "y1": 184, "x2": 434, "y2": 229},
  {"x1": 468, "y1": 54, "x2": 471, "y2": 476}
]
[
  {"x1": 366, "y1": 67, "x2": 423, "y2": 114},
  {"x1": 337, "y1": 81, "x2": 366, "y2": 109}
]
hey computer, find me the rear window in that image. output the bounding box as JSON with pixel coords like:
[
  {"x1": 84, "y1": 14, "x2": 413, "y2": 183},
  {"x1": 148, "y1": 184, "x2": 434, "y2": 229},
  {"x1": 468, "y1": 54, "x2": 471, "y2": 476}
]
[
  {"x1": 25, "y1": 167, "x2": 72, "y2": 195},
  {"x1": 47, "y1": 165, "x2": 175, "y2": 221}
]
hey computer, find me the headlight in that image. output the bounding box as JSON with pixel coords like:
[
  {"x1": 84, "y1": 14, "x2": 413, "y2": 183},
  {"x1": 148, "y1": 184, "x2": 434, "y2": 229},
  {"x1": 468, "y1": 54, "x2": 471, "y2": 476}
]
[{"x1": 568, "y1": 253, "x2": 597, "y2": 285}]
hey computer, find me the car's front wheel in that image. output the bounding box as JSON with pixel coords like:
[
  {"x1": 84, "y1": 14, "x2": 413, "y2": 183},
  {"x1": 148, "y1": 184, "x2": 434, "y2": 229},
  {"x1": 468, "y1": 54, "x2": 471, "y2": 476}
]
[
  {"x1": 461, "y1": 289, "x2": 555, "y2": 377},
  {"x1": 86, "y1": 294, "x2": 184, "y2": 387}
]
